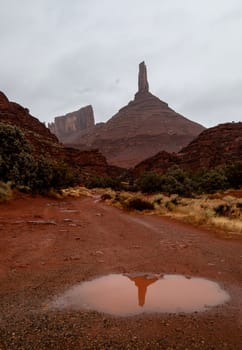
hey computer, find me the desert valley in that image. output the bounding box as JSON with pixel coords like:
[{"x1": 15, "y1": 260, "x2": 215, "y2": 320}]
[{"x1": 0, "y1": 59, "x2": 242, "y2": 350}]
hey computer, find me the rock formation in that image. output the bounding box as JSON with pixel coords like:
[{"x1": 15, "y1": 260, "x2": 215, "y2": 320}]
[
  {"x1": 0, "y1": 91, "x2": 120, "y2": 178},
  {"x1": 0, "y1": 91, "x2": 58, "y2": 145},
  {"x1": 178, "y1": 122, "x2": 242, "y2": 170},
  {"x1": 71, "y1": 61, "x2": 205, "y2": 168},
  {"x1": 132, "y1": 122, "x2": 242, "y2": 176},
  {"x1": 138, "y1": 61, "x2": 149, "y2": 94},
  {"x1": 48, "y1": 105, "x2": 95, "y2": 143}
]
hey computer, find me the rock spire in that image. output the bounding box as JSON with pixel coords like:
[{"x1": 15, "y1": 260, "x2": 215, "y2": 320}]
[{"x1": 138, "y1": 61, "x2": 149, "y2": 93}]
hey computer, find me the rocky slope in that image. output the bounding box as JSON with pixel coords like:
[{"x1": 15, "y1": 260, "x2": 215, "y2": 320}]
[
  {"x1": 132, "y1": 122, "x2": 242, "y2": 176},
  {"x1": 0, "y1": 91, "x2": 120, "y2": 177},
  {"x1": 178, "y1": 122, "x2": 242, "y2": 170},
  {"x1": 65, "y1": 62, "x2": 205, "y2": 168}
]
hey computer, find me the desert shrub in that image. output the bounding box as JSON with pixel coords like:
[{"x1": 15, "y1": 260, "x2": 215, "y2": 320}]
[
  {"x1": 136, "y1": 172, "x2": 163, "y2": 193},
  {"x1": 28, "y1": 158, "x2": 78, "y2": 194},
  {"x1": 0, "y1": 181, "x2": 12, "y2": 202},
  {"x1": 136, "y1": 168, "x2": 194, "y2": 196},
  {"x1": 0, "y1": 123, "x2": 33, "y2": 184},
  {"x1": 164, "y1": 167, "x2": 195, "y2": 196},
  {"x1": 84, "y1": 176, "x2": 122, "y2": 190},
  {"x1": 195, "y1": 168, "x2": 228, "y2": 194},
  {"x1": 136, "y1": 163, "x2": 242, "y2": 197},
  {"x1": 153, "y1": 195, "x2": 164, "y2": 205},
  {"x1": 101, "y1": 193, "x2": 112, "y2": 201},
  {"x1": 165, "y1": 201, "x2": 176, "y2": 211},
  {"x1": 224, "y1": 162, "x2": 242, "y2": 189},
  {"x1": 125, "y1": 197, "x2": 154, "y2": 211},
  {"x1": 214, "y1": 204, "x2": 231, "y2": 217}
]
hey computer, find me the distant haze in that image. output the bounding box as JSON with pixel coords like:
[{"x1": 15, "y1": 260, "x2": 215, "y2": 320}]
[{"x1": 0, "y1": 0, "x2": 242, "y2": 127}]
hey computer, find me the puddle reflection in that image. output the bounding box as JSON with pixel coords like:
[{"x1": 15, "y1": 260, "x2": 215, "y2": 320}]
[
  {"x1": 50, "y1": 274, "x2": 230, "y2": 316},
  {"x1": 127, "y1": 274, "x2": 159, "y2": 306}
]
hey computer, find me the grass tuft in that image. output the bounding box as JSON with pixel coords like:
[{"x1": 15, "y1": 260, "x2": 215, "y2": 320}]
[{"x1": 0, "y1": 181, "x2": 12, "y2": 202}]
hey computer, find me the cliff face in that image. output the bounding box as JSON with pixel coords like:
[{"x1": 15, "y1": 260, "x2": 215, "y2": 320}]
[
  {"x1": 48, "y1": 105, "x2": 95, "y2": 143},
  {"x1": 0, "y1": 92, "x2": 117, "y2": 178},
  {"x1": 72, "y1": 62, "x2": 205, "y2": 168},
  {"x1": 178, "y1": 122, "x2": 242, "y2": 170},
  {"x1": 132, "y1": 122, "x2": 242, "y2": 176}
]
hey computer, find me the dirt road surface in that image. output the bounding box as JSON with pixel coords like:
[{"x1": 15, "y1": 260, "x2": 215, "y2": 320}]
[{"x1": 0, "y1": 194, "x2": 242, "y2": 349}]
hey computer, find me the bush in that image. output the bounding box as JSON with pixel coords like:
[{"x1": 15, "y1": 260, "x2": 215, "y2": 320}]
[
  {"x1": 125, "y1": 197, "x2": 154, "y2": 211},
  {"x1": 0, "y1": 123, "x2": 33, "y2": 184},
  {"x1": 214, "y1": 204, "x2": 231, "y2": 217},
  {"x1": 136, "y1": 172, "x2": 163, "y2": 193},
  {"x1": 101, "y1": 193, "x2": 112, "y2": 201},
  {"x1": 135, "y1": 164, "x2": 242, "y2": 197},
  {"x1": 136, "y1": 167, "x2": 194, "y2": 196},
  {"x1": 225, "y1": 162, "x2": 242, "y2": 189},
  {"x1": 26, "y1": 158, "x2": 79, "y2": 194},
  {"x1": 163, "y1": 166, "x2": 194, "y2": 196},
  {"x1": 197, "y1": 168, "x2": 228, "y2": 194}
]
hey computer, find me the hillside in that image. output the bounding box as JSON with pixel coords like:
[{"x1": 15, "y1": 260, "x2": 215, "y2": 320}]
[
  {"x1": 132, "y1": 122, "x2": 242, "y2": 176},
  {"x1": 0, "y1": 91, "x2": 120, "y2": 178}
]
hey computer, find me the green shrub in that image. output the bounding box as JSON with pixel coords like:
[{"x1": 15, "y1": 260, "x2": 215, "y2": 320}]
[
  {"x1": 197, "y1": 168, "x2": 228, "y2": 193},
  {"x1": 225, "y1": 162, "x2": 242, "y2": 189},
  {"x1": 28, "y1": 158, "x2": 79, "y2": 194},
  {"x1": 136, "y1": 168, "x2": 194, "y2": 196},
  {"x1": 163, "y1": 166, "x2": 194, "y2": 196},
  {"x1": 0, "y1": 123, "x2": 33, "y2": 184},
  {"x1": 136, "y1": 172, "x2": 163, "y2": 193}
]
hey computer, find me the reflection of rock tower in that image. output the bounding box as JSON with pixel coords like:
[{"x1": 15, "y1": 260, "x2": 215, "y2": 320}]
[{"x1": 129, "y1": 275, "x2": 158, "y2": 306}]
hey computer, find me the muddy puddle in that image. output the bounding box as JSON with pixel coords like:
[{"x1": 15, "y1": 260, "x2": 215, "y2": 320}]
[{"x1": 50, "y1": 274, "x2": 230, "y2": 316}]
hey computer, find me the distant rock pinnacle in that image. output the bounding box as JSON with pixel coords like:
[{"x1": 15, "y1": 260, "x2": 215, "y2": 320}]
[
  {"x1": 138, "y1": 61, "x2": 149, "y2": 93},
  {"x1": 48, "y1": 61, "x2": 205, "y2": 168}
]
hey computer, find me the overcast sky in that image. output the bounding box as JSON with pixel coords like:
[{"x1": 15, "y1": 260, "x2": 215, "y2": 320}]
[{"x1": 0, "y1": 0, "x2": 242, "y2": 127}]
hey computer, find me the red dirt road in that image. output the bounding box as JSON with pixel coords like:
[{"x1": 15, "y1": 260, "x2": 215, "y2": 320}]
[{"x1": 0, "y1": 194, "x2": 242, "y2": 349}]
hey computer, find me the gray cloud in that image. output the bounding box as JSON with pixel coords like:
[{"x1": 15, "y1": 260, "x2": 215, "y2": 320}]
[{"x1": 0, "y1": 0, "x2": 242, "y2": 127}]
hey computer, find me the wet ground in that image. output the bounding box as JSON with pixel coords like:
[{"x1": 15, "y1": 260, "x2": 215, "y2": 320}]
[{"x1": 0, "y1": 193, "x2": 242, "y2": 349}]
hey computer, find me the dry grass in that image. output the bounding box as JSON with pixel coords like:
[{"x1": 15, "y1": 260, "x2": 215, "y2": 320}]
[
  {"x1": 162, "y1": 195, "x2": 242, "y2": 235},
  {"x1": 209, "y1": 217, "x2": 242, "y2": 234},
  {"x1": 61, "y1": 186, "x2": 242, "y2": 236},
  {"x1": 99, "y1": 188, "x2": 242, "y2": 236},
  {"x1": 0, "y1": 182, "x2": 12, "y2": 202},
  {"x1": 62, "y1": 186, "x2": 93, "y2": 198}
]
